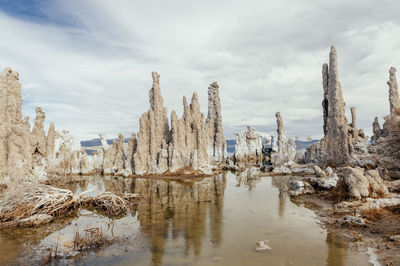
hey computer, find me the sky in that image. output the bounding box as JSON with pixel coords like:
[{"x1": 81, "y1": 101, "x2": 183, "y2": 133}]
[{"x1": 0, "y1": 0, "x2": 399, "y2": 141}]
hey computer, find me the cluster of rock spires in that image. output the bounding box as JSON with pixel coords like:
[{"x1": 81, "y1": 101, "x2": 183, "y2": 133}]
[
  {"x1": 232, "y1": 112, "x2": 296, "y2": 169},
  {"x1": 372, "y1": 67, "x2": 400, "y2": 179},
  {"x1": 0, "y1": 68, "x2": 228, "y2": 183},
  {"x1": 286, "y1": 45, "x2": 400, "y2": 200}
]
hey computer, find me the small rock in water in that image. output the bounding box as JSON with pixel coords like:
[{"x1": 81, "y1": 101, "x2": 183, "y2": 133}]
[{"x1": 255, "y1": 240, "x2": 271, "y2": 251}]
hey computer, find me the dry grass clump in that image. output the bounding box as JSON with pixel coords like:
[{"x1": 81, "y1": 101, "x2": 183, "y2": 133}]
[
  {"x1": 0, "y1": 181, "x2": 140, "y2": 229},
  {"x1": 0, "y1": 181, "x2": 78, "y2": 227},
  {"x1": 360, "y1": 208, "x2": 390, "y2": 221},
  {"x1": 73, "y1": 227, "x2": 113, "y2": 251},
  {"x1": 80, "y1": 192, "x2": 129, "y2": 217}
]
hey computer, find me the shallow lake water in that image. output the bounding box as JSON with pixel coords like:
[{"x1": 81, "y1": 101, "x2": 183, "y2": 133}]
[{"x1": 0, "y1": 170, "x2": 374, "y2": 265}]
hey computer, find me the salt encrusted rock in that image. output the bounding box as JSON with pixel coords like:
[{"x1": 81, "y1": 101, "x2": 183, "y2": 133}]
[
  {"x1": 0, "y1": 68, "x2": 33, "y2": 181},
  {"x1": 233, "y1": 126, "x2": 276, "y2": 167},
  {"x1": 31, "y1": 107, "x2": 48, "y2": 181},
  {"x1": 372, "y1": 117, "x2": 384, "y2": 144},
  {"x1": 168, "y1": 93, "x2": 208, "y2": 172},
  {"x1": 271, "y1": 112, "x2": 296, "y2": 167},
  {"x1": 123, "y1": 132, "x2": 137, "y2": 176},
  {"x1": 340, "y1": 167, "x2": 388, "y2": 199},
  {"x1": 205, "y1": 82, "x2": 227, "y2": 162},
  {"x1": 305, "y1": 46, "x2": 369, "y2": 166},
  {"x1": 46, "y1": 123, "x2": 56, "y2": 161},
  {"x1": 312, "y1": 166, "x2": 339, "y2": 190},
  {"x1": 134, "y1": 72, "x2": 169, "y2": 174},
  {"x1": 388, "y1": 67, "x2": 400, "y2": 115},
  {"x1": 287, "y1": 180, "x2": 314, "y2": 196},
  {"x1": 372, "y1": 67, "x2": 400, "y2": 178}
]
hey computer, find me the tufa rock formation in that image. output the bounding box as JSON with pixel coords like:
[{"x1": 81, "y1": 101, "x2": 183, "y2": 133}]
[
  {"x1": 305, "y1": 46, "x2": 369, "y2": 166},
  {"x1": 133, "y1": 72, "x2": 170, "y2": 174},
  {"x1": 205, "y1": 82, "x2": 227, "y2": 162},
  {"x1": 0, "y1": 68, "x2": 33, "y2": 182},
  {"x1": 270, "y1": 112, "x2": 296, "y2": 167},
  {"x1": 233, "y1": 126, "x2": 276, "y2": 167},
  {"x1": 0, "y1": 68, "x2": 228, "y2": 181},
  {"x1": 372, "y1": 67, "x2": 400, "y2": 179}
]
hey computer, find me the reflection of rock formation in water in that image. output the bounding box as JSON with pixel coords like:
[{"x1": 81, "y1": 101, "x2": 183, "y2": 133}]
[
  {"x1": 132, "y1": 174, "x2": 226, "y2": 265},
  {"x1": 326, "y1": 231, "x2": 349, "y2": 266},
  {"x1": 235, "y1": 167, "x2": 262, "y2": 190}
]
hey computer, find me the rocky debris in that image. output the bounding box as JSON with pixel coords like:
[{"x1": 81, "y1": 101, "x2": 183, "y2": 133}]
[
  {"x1": 340, "y1": 167, "x2": 388, "y2": 199},
  {"x1": 205, "y1": 82, "x2": 227, "y2": 162},
  {"x1": 255, "y1": 240, "x2": 271, "y2": 251},
  {"x1": 18, "y1": 214, "x2": 53, "y2": 227},
  {"x1": 233, "y1": 126, "x2": 276, "y2": 167},
  {"x1": 342, "y1": 215, "x2": 366, "y2": 226},
  {"x1": 271, "y1": 112, "x2": 296, "y2": 167},
  {"x1": 305, "y1": 46, "x2": 370, "y2": 167},
  {"x1": 388, "y1": 235, "x2": 400, "y2": 242},
  {"x1": 287, "y1": 180, "x2": 314, "y2": 197},
  {"x1": 312, "y1": 166, "x2": 339, "y2": 190}
]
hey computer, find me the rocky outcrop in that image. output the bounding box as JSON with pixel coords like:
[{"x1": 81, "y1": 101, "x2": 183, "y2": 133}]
[
  {"x1": 373, "y1": 67, "x2": 400, "y2": 178},
  {"x1": 168, "y1": 94, "x2": 208, "y2": 172},
  {"x1": 388, "y1": 67, "x2": 400, "y2": 115},
  {"x1": 133, "y1": 72, "x2": 170, "y2": 175},
  {"x1": 0, "y1": 68, "x2": 33, "y2": 182},
  {"x1": 305, "y1": 46, "x2": 370, "y2": 167},
  {"x1": 270, "y1": 112, "x2": 296, "y2": 167},
  {"x1": 340, "y1": 167, "x2": 388, "y2": 199},
  {"x1": 205, "y1": 82, "x2": 227, "y2": 162},
  {"x1": 124, "y1": 132, "x2": 137, "y2": 176},
  {"x1": 233, "y1": 126, "x2": 276, "y2": 167}
]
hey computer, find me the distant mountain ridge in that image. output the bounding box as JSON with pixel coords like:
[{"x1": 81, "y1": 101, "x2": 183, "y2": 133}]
[{"x1": 81, "y1": 138, "x2": 318, "y2": 154}]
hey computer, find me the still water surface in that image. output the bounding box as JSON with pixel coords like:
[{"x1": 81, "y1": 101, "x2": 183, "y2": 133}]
[{"x1": 0, "y1": 171, "x2": 372, "y2": 265}]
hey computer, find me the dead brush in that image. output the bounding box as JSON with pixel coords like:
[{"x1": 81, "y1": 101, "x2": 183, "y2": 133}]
[
  {"x1": 73, "y1": 227, "x2": 113, "y2": 251},
  {"x1": 360, "y1": 208, "x2": 390, "y2": 221},
  {"x1": 0, "y1": 181, "x2": 139, "y2": 229},
  {"x1": 0, "y1": 181, "x2": 79, "y2": 226},
  {"x1": 80, "y1": 192, "x2": 129, "y2": 217}
]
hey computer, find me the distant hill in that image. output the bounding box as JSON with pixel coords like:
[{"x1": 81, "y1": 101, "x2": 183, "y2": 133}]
[
  {"x1": 81, "y1": 137, "x2": 319, "y2": 155},
  {"x1": 81, "y1": 138, "x2": 129, "y2": 147}
]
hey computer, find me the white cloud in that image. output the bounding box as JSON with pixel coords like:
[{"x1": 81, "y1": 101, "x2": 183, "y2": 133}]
[{"x1": 1, "y1": 0, "x2": 400, "y2": 140}]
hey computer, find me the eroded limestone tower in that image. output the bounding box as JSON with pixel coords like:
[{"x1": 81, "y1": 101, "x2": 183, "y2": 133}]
[
  {"x1": 205, "y1": 82, "x2": 227, "y2": 162},
  {"x1": 134, "y1": 72, "x2": 170, "y2": 174}
]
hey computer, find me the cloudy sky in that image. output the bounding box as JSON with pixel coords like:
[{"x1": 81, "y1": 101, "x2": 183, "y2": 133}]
[{"x1": 0, "y1": 0, "x2": 399, "y2": 140}]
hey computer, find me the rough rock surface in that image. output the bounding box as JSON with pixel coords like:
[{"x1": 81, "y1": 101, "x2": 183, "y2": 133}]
[
  {"x1": 305, "y1": 46, "x2": 370, "y2": 167},
  {"x1": 0, "y1": 68, "x2": 33, "y2": 182},
  {"x1": 168, "y1": 94, "x2": 208, "y2": 172},
  {"x1": 372, "y1": 67, "x2": 400, "y2": 179},
  {"x1": 134, "y1": 72, "x2": 170, "y2": 175},
  {"x1": 270, "y1": 112, "x2": 296, "y2": 167},
  {"x1": 205, "y1": 82, "x2": 227, "y2": 162},
  {"x1": 340, "y1": 167, "x2": 388, "y2": 199},
  {"x1": 233, "y1": 126, "x2": 276, "y2": 167}
]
